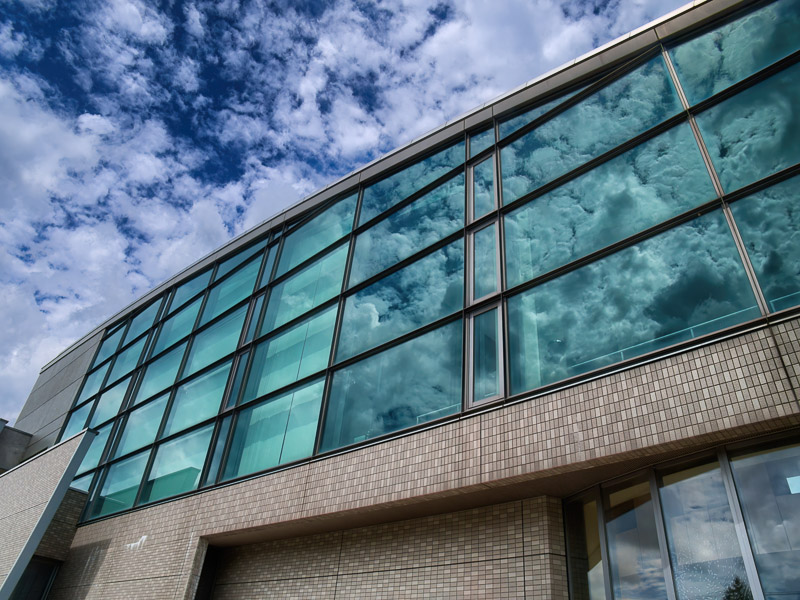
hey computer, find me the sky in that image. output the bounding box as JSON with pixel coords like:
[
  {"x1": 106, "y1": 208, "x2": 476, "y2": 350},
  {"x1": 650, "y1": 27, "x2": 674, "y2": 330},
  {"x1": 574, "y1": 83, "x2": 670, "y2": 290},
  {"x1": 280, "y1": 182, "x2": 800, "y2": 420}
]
[{"x1": 0, "y1": 0, "x2": 691, "y2": 424}]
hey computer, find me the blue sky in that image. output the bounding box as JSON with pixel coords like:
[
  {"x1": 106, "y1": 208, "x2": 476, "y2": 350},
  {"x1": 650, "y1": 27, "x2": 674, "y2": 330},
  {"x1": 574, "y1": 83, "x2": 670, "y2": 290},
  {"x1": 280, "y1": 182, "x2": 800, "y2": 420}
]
[{"x1": 0, "y1": 0, "x2": 689, "y2": 423}]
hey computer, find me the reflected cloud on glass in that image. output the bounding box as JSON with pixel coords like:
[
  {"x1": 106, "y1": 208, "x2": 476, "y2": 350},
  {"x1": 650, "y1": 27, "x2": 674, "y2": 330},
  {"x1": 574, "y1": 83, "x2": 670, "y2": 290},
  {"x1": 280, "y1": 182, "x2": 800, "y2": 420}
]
[
  {"x1": 337, "y1": 239, "x2": 463, "y2": 361},
  {"x1": 321, "y1": 320, "x2": 462, "y2": 452}
]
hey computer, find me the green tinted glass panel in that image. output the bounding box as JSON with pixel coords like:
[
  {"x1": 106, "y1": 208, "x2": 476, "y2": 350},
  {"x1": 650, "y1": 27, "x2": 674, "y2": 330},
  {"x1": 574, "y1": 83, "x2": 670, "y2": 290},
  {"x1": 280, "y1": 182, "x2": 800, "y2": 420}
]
[
  {"x1": 92, "y1": 328, "x2": 124, "y2": 368},
  {"x1": 90, "y1": 376, "x2": 130, "y2": 427},
  {"x1": 244, "y1": 297, "x2": 264, "y2": 345},
  {"x1": 276, "y1": 193, "x2": 357, "y2": 277},
  {"x1": 473, "y1": 225, "x2": 497, "y2": 299},
  {"x1": 469, "y1": 128, "x2": 494, "y2": 158},
  {"x1": 259, "y1": 244, "x2": 278, "y2": 289},
  {"x1": 262, "y1": 244, "x2": 347, "y2": 333},
  {"x1": 199, "y1": 257, "x2": 260, "y2": 327},
  {"x1": 141, "y1": 425, "x2": 213, "y2": 504},
  {"x1": 244, "y1": 306, "x2": 336, "y2": 401},
  {"x1": 349, "y1": 174, "x2": 464, "y2": 288},
  {"x1": 730, "y1": 442, "x2": 800, "y2": 597},
  {"x1": 321, "y1": 320, "x2": 462, "y2": 452},
  {"x1": 697, "y1": 62, "x2": 800, "y2": 194},
  {"x1": 732, "y1": 175, "x2": 800, "y2": 313},
  {"x1": 338, "y1": 240, "x2": 464, "y2": 361},
  {"x1": 170, "y1": 269, "x2": 211, "y2": 313},
  {"x1": 76, "y1": 423, "x2": 112, "y2": 475},
  {"x1": 659, "y1": 462, "x2": 750, "y2": 600},
  {"x1": 472, "y1": 157, "x2": 494, "y2": 219},
  {"x1": 107, "y1": 336, "x2": 147, "y2": 384},
  {"x1": 70, "y1": 472, "x2": 93, "y2": 493},
  {"x1": 507, "y1": 210, "x2": 759, "y2": 394},
  {"x1": 504, "y1": 124, "x2": 715, "y2": 287},
  {"x1": 77, "y1": 362, "x2": 110, "y2": 404},
  {"x1": 163, "y1": 360, "x2": 231, "y2": 438},
  {"x1": 122, "y1": 299, "x2": 161, "y2": 346},
  {"x1": 183, "y1": 306, "x2": 246, "y2": 377},
  {"x1": 498, "y1": 84, "x2": 588, "y2": 140},
  {"x1": 501, "y1": 56, "x2": 681, "y2": 204},
  {"x1": 62, "y1": 402, "x2": 92, "y2": 439},
  {"x1": 670, "y1": 0, "x2": 800, "y2": 105},
  {"x1": 152, "y1": 296, "x2": 202, "y2": 356},
  {"x1": 473, "y1": 309, "x2": 499, "y2": 402},
  {"x1": 360, "y1": 140, "x2": 465, "y2": 225},
  {"x1": 214, "y1": 240, "x2": 266, "y2": 282},
  {"x1": 91, "y1": 450, "x2": 148, "y2": 517},
  {"x1": 134, "y1": 342, "x2": 187, "y2": 404},
  {"x1": 202, "y1": 415, "x2": 231, "y2": 487},
  {"x1": 226, "y1": 352, "x2": 249, "y2": 409},
  {"x1": 114, "y1": 393, "x2": 168, "y2": 458},
  {"x1": 223, "y1": 378, "x2": 324, "y2": 481}
]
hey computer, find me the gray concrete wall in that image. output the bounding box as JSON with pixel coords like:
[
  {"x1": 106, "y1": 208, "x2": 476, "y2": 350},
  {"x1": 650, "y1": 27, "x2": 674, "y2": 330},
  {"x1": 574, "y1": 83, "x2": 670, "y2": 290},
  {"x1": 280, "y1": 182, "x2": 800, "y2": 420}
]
[
  {"x1": 0, "y1": 426, "x2": 32, "y2": 472},
  {"x1": 15, "y1": 331, "x2": 103, "y2": 460},
  {"x1": 0, "y1": 433, "x2": 90, "y2": 597}
]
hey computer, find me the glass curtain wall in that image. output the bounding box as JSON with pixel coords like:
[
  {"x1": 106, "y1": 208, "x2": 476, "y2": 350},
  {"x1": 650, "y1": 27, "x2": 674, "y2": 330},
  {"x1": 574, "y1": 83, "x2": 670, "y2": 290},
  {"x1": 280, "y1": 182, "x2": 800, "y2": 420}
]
[
  {"x1": 60, "y1": 0, "x2": 800, "y2": 521},
  {"x1": 565, "y1": 439, "x2": 800, "y2": 600}
]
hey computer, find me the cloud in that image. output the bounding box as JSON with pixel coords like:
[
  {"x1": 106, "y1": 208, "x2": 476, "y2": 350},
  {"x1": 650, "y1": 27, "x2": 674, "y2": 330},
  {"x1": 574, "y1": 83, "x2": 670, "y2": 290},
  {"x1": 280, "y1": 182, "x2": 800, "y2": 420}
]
[{"x1": 1, "y1": 0, "x2": 692, "y2": 426}]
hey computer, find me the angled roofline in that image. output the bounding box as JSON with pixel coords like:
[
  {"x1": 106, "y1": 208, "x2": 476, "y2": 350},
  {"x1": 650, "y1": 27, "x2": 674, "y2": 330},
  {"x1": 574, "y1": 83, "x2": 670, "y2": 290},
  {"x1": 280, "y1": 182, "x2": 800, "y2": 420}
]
[{"x1": 39, "y1": 0, "x2": 751, "y2": 372}]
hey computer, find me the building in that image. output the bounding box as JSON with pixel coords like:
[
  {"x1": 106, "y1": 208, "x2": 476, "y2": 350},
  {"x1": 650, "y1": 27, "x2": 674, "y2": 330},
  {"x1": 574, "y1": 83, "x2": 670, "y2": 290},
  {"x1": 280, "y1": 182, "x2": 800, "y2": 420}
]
[{"x1": 2, "y1": 0, "x2": 799, "y2": 597}]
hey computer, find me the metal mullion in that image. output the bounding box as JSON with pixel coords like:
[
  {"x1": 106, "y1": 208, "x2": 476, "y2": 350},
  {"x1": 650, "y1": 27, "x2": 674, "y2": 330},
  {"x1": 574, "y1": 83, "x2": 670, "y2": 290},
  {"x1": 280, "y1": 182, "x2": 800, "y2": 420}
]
[
  {"x1": 343, "y1": 228, "x2": 464, "y2": 297},
  {"x1": 330, "y1": 311, "x2": 464, "y2": 372},
  {"x1": 648, "y1": 470, "x2": 679, "y2": 600},
  {"x1": 499, "y1": 111, "x2": 688, "y2": 218},
  {"x1": 502, "y1": 196, "x2": 724, "y2": 301},
  {"x1": 718, "y1": 449, "x2": 766, "y2": 600},
  {"x1": 466, "y1": 143, "x2": 493, "y2": 167},
  {"x1": 314, "y1": 224, "x2": 358, "y2": 455},
  {"x1": 354, "y1": 164, "x2": 465, "y2": 234},
  {"x1": 724, "y1": 163, "x2": 800, "y2": 207},
  {"x1": 594, "y1": 486, "x2": 615, "y2": 600},
  {"x1": 215, "y1": 409, "x2": 240, "y2": 485},
  {"x1": 466, "y1": 161, "x2": 475, "y2": 223},
  {"x1": 661, "y1": 46, "x2": 771, "y2": 318}
]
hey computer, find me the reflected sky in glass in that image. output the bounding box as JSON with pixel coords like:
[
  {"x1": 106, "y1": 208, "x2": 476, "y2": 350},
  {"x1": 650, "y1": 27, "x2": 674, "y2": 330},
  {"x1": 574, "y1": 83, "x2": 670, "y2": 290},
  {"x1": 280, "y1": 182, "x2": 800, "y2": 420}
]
[
  {"x1": 507, "y1": 210, "x2": 758, "y2": 394},
  {"x1": 122, "y1": 299, "x2": 161, "y2": 346},
  {"x1": 472, "y1": 157, "x2": 494, "y2": 219},
  {"x1": 659, "y1": 462, "x2": 750, "y2": 600},
  {"x1": 223, "y1": 378, "x2": 323, "y2": 481},
  {"x1": 321, "y1": 319, "x2": 462, "y2": 452},
  {"x1": 276, "y1": 193, "x2": 356, "y2": 277},
  {"x1": 263, "y1": 243, "x2": 347, "y2": 333},
  {"x1": 142, "y1": 424, "x2": 213, "y2": 503},
  {"x1": 134, "y1": 342, "x2": 186, "y2": 405},
  {"x1": 90, "y1": 376, "x2": 130, "y2": 427},
  {"x1": 163, "y1": 360, "x2": 231, "y2": 437},
  {"x1": 77, "y1": 361, "x2": 110, "y2": 404},
  {"x1": 670, "y1": 0, "x2": 800, "y2": 105},
  {"x1": 244, "y1": 305, "x2": 337, "y2": 401},
  {"x1": 92, "y1": 327, "x2": 124, "y2": 369},
  {"x1": 504, "y1": 124, "x2": 715, "y2": 288},
  {"x1": 730, "y1": 442, "x2": 800, "y2": 598},
  {"x1": 337, "y1": 239, "x2": 463, "y2": 361},
  {"x1": 360, "y1": 140, "x2": 465, "y2": 225},
  {"x1": 114, "y1": 393, "x2": 168, "y2": 458},
  {"x1": 183, "y1": 305, "x2": 246, "y2": 377},
  {"x1": 152, "y1": 296, "x2": 202, "y2": 356},
  {"x1": 501, "y1": 55, "x2": 681, "y2": 204},
  {"x1": 469, "y1": 128, "x2": 494, "y2": 158},
  {"x1": 91, "y1": 450, "x2": 148, "y2": 518},
  {"x1": 498, "y1": 84, "x2": 588, "y2": 140},
  {"x1": 349, "y1": 174, "x2": 464, "y2": 287},
  {"x1": 170, "y1": 269, "x2": 211, "y2": 314},
  {"x1": 696, "y1": 61, "x2": 800, "y2": 194},
  {"x1": 731, "y1": 174, "x2": 800, "y2": 313}
]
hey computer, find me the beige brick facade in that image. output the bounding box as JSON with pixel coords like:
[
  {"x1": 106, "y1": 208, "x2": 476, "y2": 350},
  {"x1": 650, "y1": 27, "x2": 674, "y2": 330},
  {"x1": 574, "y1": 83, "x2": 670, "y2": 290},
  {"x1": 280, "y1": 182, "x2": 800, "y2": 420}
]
[{"x1": 43, "y1": 318, "x2": 799, "y2": 599}]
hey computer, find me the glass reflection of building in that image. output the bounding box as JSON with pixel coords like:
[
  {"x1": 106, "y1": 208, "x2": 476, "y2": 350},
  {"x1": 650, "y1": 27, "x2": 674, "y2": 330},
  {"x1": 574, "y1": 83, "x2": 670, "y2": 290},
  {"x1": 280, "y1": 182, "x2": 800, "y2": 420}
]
[{"x1": 31, "y1": 0, "x2": 800, "y2": 598}]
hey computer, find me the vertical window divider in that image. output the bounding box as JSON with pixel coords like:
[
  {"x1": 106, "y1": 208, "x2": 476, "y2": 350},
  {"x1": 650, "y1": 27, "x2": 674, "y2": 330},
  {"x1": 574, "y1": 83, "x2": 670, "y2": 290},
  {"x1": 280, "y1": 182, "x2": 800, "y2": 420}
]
[
  {"x1": 717, "y1": 449, "x2": 767, "y2": 600},
  {"x1": 648, "y1": 470, "x2": 679, "y2": 600},
  {"x1": 595, "y1": 486, "x2": 615, "y2": 600},
  {"x1": 661, "y1": 45, "x2": 770, "y2": 318}
]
